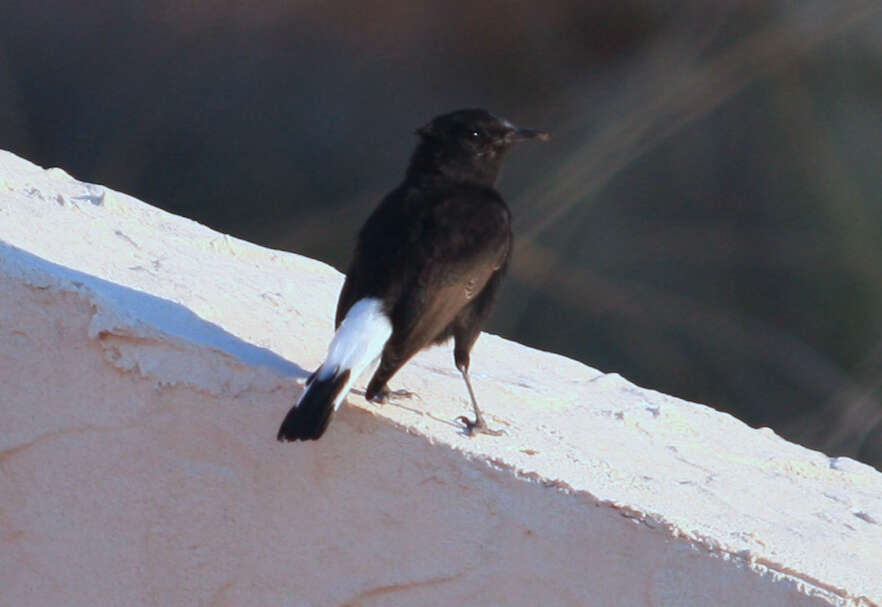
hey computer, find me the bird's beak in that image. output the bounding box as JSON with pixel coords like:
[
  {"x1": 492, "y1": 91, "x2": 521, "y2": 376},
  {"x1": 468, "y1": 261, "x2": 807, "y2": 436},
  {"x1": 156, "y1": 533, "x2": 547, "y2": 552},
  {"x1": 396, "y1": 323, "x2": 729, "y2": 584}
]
[{"x1": 505, "y1": 125, "x2": 550, "y2": 143}]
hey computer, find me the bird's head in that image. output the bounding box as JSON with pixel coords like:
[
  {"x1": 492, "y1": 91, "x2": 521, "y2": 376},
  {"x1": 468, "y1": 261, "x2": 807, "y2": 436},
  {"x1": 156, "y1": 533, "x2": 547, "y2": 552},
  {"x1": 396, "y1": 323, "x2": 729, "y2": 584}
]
[{"x1": 409, "y1": 108, "x2": 549, "y2": 185}]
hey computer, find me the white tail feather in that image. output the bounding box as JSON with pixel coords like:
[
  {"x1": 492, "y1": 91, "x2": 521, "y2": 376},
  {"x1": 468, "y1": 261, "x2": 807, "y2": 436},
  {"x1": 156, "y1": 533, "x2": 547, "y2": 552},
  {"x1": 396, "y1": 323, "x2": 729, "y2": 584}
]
[{"x1": 306, "y1": 297, "x2": 392, "y2": 411}]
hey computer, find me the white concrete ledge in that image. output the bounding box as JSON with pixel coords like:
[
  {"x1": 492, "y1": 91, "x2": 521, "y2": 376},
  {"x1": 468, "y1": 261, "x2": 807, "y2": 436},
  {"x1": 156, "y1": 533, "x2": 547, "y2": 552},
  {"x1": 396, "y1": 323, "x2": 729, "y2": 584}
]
[{"x1": 1, "y1": 150, "x2": 880, "y2": 606}]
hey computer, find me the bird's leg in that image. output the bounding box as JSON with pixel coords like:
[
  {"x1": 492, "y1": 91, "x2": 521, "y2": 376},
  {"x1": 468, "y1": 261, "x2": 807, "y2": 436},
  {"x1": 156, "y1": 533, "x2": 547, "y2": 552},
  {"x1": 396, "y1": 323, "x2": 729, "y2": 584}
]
[
  {"x1": 359, "y1": 355, "x2": 418, "y2": 404},
  {"x1": 456, "y1": 363, "x2": 502, "y2": 436},
  {"x1": 368, "y1": 385, "x2": 417, "y2": 404}
]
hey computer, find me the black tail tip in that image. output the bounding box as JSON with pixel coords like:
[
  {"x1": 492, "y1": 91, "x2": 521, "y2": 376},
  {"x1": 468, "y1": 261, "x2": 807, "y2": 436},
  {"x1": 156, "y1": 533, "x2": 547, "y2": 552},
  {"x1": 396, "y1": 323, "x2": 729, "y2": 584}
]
[
  {"x1": 276, "y1": 421, "x2": 321, "y2": 442},
  {"x1": 276, "y1": 369, "x2": 350, "y2": 443},
  {"x1": 276, "y1": 404, "x2": 328, "y2": 441}
]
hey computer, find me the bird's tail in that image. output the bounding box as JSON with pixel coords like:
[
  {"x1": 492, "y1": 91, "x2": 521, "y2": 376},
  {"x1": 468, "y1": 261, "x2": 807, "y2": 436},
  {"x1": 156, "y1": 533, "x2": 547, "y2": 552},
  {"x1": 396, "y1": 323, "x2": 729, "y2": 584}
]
[{"x1": 277, "y1": 298, "x2": 392, "y2": 441}]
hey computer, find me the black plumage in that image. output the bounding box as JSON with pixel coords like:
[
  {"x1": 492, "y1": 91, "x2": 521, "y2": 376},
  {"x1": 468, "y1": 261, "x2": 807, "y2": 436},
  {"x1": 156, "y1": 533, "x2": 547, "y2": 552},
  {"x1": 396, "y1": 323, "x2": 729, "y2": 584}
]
[{"x1": 278, "y1": 108, "x2": 548, "y2": 441}]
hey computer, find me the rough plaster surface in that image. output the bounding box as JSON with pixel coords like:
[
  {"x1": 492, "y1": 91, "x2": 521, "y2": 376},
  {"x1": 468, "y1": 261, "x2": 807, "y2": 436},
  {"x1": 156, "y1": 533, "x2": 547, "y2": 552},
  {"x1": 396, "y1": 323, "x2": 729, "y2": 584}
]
[{"x1": 0, "y1": 149, "x2": 880, "y2": 606}]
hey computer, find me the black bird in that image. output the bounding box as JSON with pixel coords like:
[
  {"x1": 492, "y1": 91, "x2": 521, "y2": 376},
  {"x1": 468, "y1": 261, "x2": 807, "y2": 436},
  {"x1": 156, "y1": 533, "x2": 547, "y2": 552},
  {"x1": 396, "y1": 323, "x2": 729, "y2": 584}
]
[{"x1": 277, "y1": 108, "x2": 548, "y2": 441}]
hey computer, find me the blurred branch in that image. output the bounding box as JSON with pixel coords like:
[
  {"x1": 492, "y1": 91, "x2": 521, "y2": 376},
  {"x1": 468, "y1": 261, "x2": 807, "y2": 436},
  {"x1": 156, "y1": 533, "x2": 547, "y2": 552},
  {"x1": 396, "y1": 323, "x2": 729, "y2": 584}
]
[
  {"x1": 771, "y1": 71, "x2": 882, "y2": 300},
  {"x1": 514, "y1": 0, "x2": 881, "y2": 244}
]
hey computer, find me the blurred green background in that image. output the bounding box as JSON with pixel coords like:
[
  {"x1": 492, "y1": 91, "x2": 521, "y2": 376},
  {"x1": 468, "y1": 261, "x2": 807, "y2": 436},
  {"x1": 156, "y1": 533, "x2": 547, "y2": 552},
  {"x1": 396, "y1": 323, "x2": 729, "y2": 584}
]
[{"x1": 2, "y1": 0, "x2": 880, "y2": 467}]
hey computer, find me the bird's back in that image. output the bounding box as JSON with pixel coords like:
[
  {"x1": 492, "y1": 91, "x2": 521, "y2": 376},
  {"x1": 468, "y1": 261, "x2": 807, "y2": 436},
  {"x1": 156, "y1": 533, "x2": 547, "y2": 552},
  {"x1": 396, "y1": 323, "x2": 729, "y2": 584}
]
[{"x1": 335, "y1": 178, "x2": 511, "y2": 333}]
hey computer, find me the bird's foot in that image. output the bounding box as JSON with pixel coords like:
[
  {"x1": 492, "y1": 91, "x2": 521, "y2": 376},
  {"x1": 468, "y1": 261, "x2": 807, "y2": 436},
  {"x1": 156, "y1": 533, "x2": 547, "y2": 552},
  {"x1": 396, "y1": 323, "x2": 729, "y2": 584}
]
[
  {"x1": 456, "y1": 415, "x2": 504, "y2": 437},
  {"x1": 368, "y1": 387, "x2": 417, "y2": 405}
]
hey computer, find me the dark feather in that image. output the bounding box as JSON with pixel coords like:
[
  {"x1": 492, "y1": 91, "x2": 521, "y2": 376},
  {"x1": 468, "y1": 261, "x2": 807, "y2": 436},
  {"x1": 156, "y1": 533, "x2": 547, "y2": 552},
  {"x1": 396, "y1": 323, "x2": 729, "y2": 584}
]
[{"x1": 277, "y1": 369, "x2": 351, "y2": 441}]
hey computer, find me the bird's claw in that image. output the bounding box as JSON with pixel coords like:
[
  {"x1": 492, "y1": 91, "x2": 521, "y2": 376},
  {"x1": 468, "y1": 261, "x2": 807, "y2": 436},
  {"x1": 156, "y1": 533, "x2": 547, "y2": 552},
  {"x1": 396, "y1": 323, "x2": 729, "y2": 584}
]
[
  {"x1": 369, "y1": 388, "x2": 417, "y2": 405},
  {"x1": 456, "y1": 415, "x2": 504, "y2": 436}
]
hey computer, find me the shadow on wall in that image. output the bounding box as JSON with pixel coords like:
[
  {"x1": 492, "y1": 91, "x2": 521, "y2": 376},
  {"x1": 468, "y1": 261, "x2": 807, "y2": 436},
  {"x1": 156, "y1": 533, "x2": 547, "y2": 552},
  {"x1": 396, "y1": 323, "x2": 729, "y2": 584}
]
[{"x1": 0, "y1": 241, "x2": 308, "y2": 383}]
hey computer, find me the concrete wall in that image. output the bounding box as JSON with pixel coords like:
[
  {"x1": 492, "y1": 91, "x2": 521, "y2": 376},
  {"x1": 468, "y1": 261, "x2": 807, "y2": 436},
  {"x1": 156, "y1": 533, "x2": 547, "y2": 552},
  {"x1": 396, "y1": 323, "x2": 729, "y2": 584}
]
[{"x1": 1, "y1": 150, "x2": 880, "y2": 606}]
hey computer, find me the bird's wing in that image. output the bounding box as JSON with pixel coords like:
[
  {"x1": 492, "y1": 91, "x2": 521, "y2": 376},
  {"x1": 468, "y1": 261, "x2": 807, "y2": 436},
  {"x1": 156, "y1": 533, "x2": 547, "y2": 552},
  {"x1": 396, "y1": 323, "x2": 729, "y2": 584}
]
[
  {"x1": 335, "y1": 187, "x2": 410, "y2": 327},
  {"x1": 335, "y1": 275, "x2": 357, "y2": 328},
  {"x1": 389, "y1": 192, "x2": 511, "y2": 354}
]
